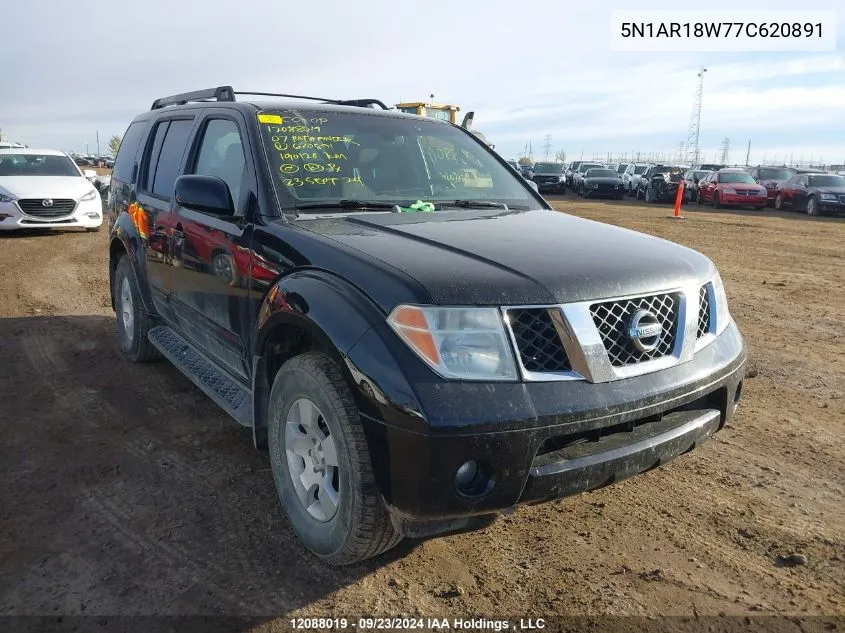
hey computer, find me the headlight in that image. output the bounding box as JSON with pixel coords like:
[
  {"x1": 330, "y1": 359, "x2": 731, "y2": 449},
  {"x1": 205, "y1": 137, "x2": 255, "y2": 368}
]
[
  {"x1": 80, "y1": 188, "x2": 99, "y2": 202},
  {"x1": 0, "y1": 194, "x2": 14, "y2": 203},
  {"x1": 820, "y1": 193, "x2": 837, "y2": 201},
  {"x1": 558, "y1": 175, "x2": 564, "y2": 182},
  {"x1": 722, "y1": 188, "x2": 737, "y2": 195},
  {"x1": 387, "y1": 305, "x2": 517, "y2": 380},
  {"x1": 711, "y1": 271, "x2": 732, "y2": 335}
]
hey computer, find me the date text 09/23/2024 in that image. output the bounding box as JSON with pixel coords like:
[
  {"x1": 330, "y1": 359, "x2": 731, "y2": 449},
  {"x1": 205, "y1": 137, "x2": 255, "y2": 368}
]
[{"x1": 290, "y1": 617, "x2": 546, "y2": 630}]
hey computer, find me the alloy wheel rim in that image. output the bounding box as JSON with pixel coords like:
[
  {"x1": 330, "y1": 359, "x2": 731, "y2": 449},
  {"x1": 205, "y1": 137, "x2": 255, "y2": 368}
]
[
  {"x1": 120, "y1": 277, "x2": 134, "y2": 341},
  {"x1": 284, "y1": 398, "x2": 339, "y2": 522}
]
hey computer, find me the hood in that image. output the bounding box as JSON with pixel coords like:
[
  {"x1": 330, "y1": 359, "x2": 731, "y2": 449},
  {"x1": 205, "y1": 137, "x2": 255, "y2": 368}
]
[
  {"x1": 292, "y1": 208, "x2": 714, "y2": 306},
  {"x1": 0, "y1": 176, "x2": 93, "y2": 200},
  {"x1": 584, "y1": 176, "x2": 623, "y2": 185},
  {"x1": 721, "y1": 182, "x2": 764, "y2": 191}
]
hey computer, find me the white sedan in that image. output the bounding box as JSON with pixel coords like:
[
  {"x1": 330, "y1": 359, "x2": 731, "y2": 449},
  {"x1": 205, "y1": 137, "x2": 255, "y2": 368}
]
[{"x1": 0, "y1": 148, "x2": 103, "y2": 232}]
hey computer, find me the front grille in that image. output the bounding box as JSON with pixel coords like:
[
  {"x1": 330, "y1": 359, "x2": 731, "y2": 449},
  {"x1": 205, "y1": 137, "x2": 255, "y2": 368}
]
[
  {"x1": 507, "y1": 308, "x2": 571, "y2": 373},
  {"x1": 697, "y1": 285, "x2": 711, "y2": 339},
  {"x1": 17, "y1": 199, "x2": 77, "y2": 219},
  {"x1": 589, "y1": 293, "x2": 680, "y2": 366}
]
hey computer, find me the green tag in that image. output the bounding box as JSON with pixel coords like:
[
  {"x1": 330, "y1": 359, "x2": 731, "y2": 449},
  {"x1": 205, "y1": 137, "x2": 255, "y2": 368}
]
[{"x1": 399, "y1": 200, "x2": 436, "y2": 213}]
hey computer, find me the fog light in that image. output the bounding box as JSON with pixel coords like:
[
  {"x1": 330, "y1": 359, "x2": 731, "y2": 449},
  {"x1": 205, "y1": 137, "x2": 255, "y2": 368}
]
[
  {"x1": 455, "y1": 460, "x2": 493, "y2": 498},
  {"x1": 86, "y1": 212, "x2": 101, "y2": 219}
]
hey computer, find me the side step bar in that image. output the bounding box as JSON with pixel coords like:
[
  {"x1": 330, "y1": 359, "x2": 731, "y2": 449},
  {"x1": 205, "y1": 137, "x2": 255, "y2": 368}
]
[{"x1": 148, "y1": 326, "x2": 253, "y2": 427}]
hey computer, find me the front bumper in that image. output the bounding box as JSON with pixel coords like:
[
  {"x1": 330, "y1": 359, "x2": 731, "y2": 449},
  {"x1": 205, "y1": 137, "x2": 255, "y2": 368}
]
[
  {"x1": 535, "y1": 179, "x2": 566, "y2": 192},
  {"x1": 0, "y1": 197, "x2": 103, "y2": 230},
  {"x1": 720, "y1": 193, "x2": 768, "y2": 207},
  {"x1": 819, "y1": 198, "x2": 845, "y2": 214},
  {"x1": 583, "y1": 184, "x2": 625, "y2": 198},
  {"x1": 351, "y1": 321, "x2": 746, "y2": 538}
]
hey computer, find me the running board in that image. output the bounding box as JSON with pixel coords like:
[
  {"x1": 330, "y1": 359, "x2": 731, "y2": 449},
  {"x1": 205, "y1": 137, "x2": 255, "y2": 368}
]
[{"x1": 147, "y1": 326, "x2": 252, "y2": 427}]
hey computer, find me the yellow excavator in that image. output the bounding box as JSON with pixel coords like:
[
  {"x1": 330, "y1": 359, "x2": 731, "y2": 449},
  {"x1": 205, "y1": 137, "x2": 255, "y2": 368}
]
[{"x1": 395, "y1": 101, "x2": 493, "y2": 148}]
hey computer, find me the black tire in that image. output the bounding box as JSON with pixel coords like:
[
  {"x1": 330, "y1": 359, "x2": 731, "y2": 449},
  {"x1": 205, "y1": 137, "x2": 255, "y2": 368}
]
[
  {"x1": 114, "y1": 256, "x2": 161, "y2": 362},
  {"x1": 645, "y1": 186, "x2": 653, "y2": 203},
  {"x1": 774, "y1": 194, "x2": 784, "y2": 210},
  {"x1": 713, "y1": 192, "x2": 722, "y2": 209},
  {"x1": 806, "y1": 196, "x2": 819, "y2": 216},
  {"x1": 268, "y1": 352, "x2": 401, "y2": 566},
  {"x1": 85, "y1": 225, "x2": 102, "y2": 233}
]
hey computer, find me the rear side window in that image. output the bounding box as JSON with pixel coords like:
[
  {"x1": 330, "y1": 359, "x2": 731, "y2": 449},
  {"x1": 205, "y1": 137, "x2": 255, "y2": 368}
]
[
  {"x1": 150, "y1": 119, "x2": 194, "y2": 198},
  {"x1": 112, "y1": 121, "x2": 146, "y2": 182},
  {"x1": 143, "y1": 121, "x2": 169, "y2": 191}
]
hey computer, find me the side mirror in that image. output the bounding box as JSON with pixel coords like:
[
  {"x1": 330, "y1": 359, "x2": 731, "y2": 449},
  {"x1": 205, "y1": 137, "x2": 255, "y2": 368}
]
[
  {"x1": 693, "y1": 178, "x2": 699, "y2": 184},
  {"x1": 175, "y1": 175, "x2": 235, "y2": 216},
  {"x1": 527, "y1": 180, "x2": 539, "y2": 193}
]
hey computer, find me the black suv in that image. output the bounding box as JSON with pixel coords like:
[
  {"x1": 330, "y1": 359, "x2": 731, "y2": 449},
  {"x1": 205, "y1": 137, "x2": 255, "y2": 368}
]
[{"x1": 106, "y1": 86, "x2": 746, "y2": 566}]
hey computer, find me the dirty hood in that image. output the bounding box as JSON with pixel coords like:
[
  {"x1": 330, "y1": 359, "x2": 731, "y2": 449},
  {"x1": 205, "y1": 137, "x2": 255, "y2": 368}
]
[{"x1": 294, "y1": 208, "x2": 715, "y2": 305}]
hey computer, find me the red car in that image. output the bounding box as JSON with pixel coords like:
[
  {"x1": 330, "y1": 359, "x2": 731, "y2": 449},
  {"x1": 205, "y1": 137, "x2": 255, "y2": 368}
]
[
  {"x1": 745, "y1": 165, "x2": 797, "y2": 205},
  {"x1": 696, "y1": 168, "x2": 768, "y2": 209}
]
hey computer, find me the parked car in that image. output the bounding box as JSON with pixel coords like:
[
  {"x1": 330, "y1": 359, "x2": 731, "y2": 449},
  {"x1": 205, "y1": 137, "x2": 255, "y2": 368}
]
[
  {"x1": 73, "y1": 155, "x2": 94, "y2": 166},
  {"x1": 696, "y1": 168, "x2": 768, "y2": 210},
  {"x1": 743, "y1": 166, "x2": 796, "y2": 206},
  {"x1": 682, "y1": 169, "x2": 712, "y2": 202},
  {"x1": 774, "y1": 172, "x2": 845, "y2": 216},
  {"x1": 636, "y1": 165, "x2": 684, "y2": 203},
  {"x1": 612, "y1": 163, "x2": 630, "y2": 177},
  {"x1": 106, "y1": 85, "x2": 745, "y2": 566},
  {"x1": 571, "y1": 162, "x2": 604, "y2": 192},
  {"x1": 0, "y1": 148, "x2": 103, "y2": 231},
  {"x1": 694, "y1": 163, "x2": 726, "y2": 172},
  {"x1": 565, "y1": 160, "x2": 584, "y2": 187},
  {"x1": 577, "y1": 167, "x2": 625, "y2": 199},
  {"x1": 531, "y1": 162, "x2": 566, "y2": 194},
  {"x1": 520, "y1": 164, "x2": 534, "y2": 179},
  {"x1": 622, "y1": 163, "x2": 651, "y2": 196}
]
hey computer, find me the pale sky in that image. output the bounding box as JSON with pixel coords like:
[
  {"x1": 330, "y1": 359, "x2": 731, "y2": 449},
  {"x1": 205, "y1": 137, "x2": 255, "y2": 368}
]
[{"x1": 1, "y1": 0, "x2": 842, "y2": 165}]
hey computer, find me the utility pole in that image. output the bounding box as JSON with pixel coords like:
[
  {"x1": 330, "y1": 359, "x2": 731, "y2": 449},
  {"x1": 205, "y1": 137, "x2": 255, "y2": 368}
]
[
  {"x1": 719, "y1": 137, "x2": 730, "y2": 165},
  {"x1": 684, "y1": 67, "x2": 707, "y2": 165},
  {"x1": 745, "y1": 139, "x2": 751, "y2": 166},
  {"x1": 96, "y1": 130, "x2": 100, "y2": 156},
  {"x1": 543, "y1": 134, "x2": 552, "y2": 160}
]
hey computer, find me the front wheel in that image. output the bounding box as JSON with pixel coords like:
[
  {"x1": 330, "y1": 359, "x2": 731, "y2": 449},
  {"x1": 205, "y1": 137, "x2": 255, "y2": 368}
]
[
  {"x1": 774, "y1": 194, "x2": 784, "y2": 210},
  {"x1": 806, "y1": 196, "x2": 820, "y2": 216},
  {"x1": 645, "y1": 186, "x2": 653, "y2": 203},
  {"x1": 713, "y1": 192, "x2": 722, "y2": 209},
  {"x1": 268, "y1": 352, "x2": 401, "y2": 566}
]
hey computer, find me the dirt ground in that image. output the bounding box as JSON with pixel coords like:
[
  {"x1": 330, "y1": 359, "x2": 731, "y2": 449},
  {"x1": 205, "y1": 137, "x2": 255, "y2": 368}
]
[{"x1": 0, "y1": 197, "x2": 843, "y2": 627}]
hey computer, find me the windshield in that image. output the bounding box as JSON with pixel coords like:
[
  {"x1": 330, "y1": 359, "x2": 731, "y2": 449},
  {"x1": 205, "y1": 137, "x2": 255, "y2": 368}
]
[
  {"x1": 808, "y1": 175, "x2": 845, "y2": 188},
  {"x1": 758, "y1": 168, "x2": 795, "y2": 181},
  {"x1": 633, "y1": 165, "x2": 648, "y2": 175},
  {"x1": 257, "y1": 110, "x2": 535, "y2": 210},
  {"x1": 533, "y1": 162, "x2": 563, "y2": 173},
  {"x1": 616, "y1": 164, "x2": 629, "y2": 173},
  {"x1": 0, "y1": 153, "x2": 80, "y2": 177},
  {"x1": 718, "y1": 172, "x2": 756, "y2": 184},
  {"x1": 692, "y1": 170, "x2": 710, "y2": 179},
  {"x1": 578, "y1": 163, "x2": 603, "y2": 172},
  {"x1": 585, "y1": 169, "x2": 617, "y2": 178}
]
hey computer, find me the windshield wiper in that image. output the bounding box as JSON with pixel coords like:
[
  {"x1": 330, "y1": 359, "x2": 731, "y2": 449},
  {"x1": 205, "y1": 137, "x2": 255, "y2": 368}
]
[
  {"x1": 436, "y1": 200, "x2": 514, "y2": 210},
  {"x1": 293, "y1": 200, "x2": 401, "y2": 213}
]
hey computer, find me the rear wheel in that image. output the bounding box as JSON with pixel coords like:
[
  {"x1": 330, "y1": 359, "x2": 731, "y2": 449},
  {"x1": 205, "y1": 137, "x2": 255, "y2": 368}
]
[
  {"x1": 114, "y1": 256, "x2": 161, "y2": 362},
  {"x1": 268, "y1": 352, "x2": 401, "y2": 565}
]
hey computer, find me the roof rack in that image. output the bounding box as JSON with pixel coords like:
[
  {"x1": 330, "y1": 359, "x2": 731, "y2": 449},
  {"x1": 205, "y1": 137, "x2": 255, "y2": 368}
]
[
  {"x1": 151, "y1": 86, "x2": 235, "y2": 110},
  {"x1": 151, "y1": 87, "x2": 391, "y2": 112}
]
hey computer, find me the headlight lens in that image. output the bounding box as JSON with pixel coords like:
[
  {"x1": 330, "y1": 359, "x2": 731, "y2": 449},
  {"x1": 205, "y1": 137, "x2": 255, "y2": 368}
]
[
  {"x1": 820, "y1": 193, "x2": 836, "y2": 201},
  {"x1": 711, "y1": 271, "x2": 732, "y2": 335},
  {"x1": 387, "y1": 305, "x2": 517, "y2": 380},
  {"x1": 722, "y1": 187, "x2": 737, "y2": 195},
  {"x1": 0, "y1": 194, "x2": 14, "y2": 203},
  {"x1": 80, "y1": 188, "x2": 99, "y2": 202}
]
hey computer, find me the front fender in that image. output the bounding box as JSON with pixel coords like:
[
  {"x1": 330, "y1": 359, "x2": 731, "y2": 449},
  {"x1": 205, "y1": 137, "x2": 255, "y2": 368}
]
[
  {"x1": 109, "y1": 211, "x2": 156, "y2": 314},
  {"x1": 250, "y1": 269, "x2": 397, "y2": 450}
]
